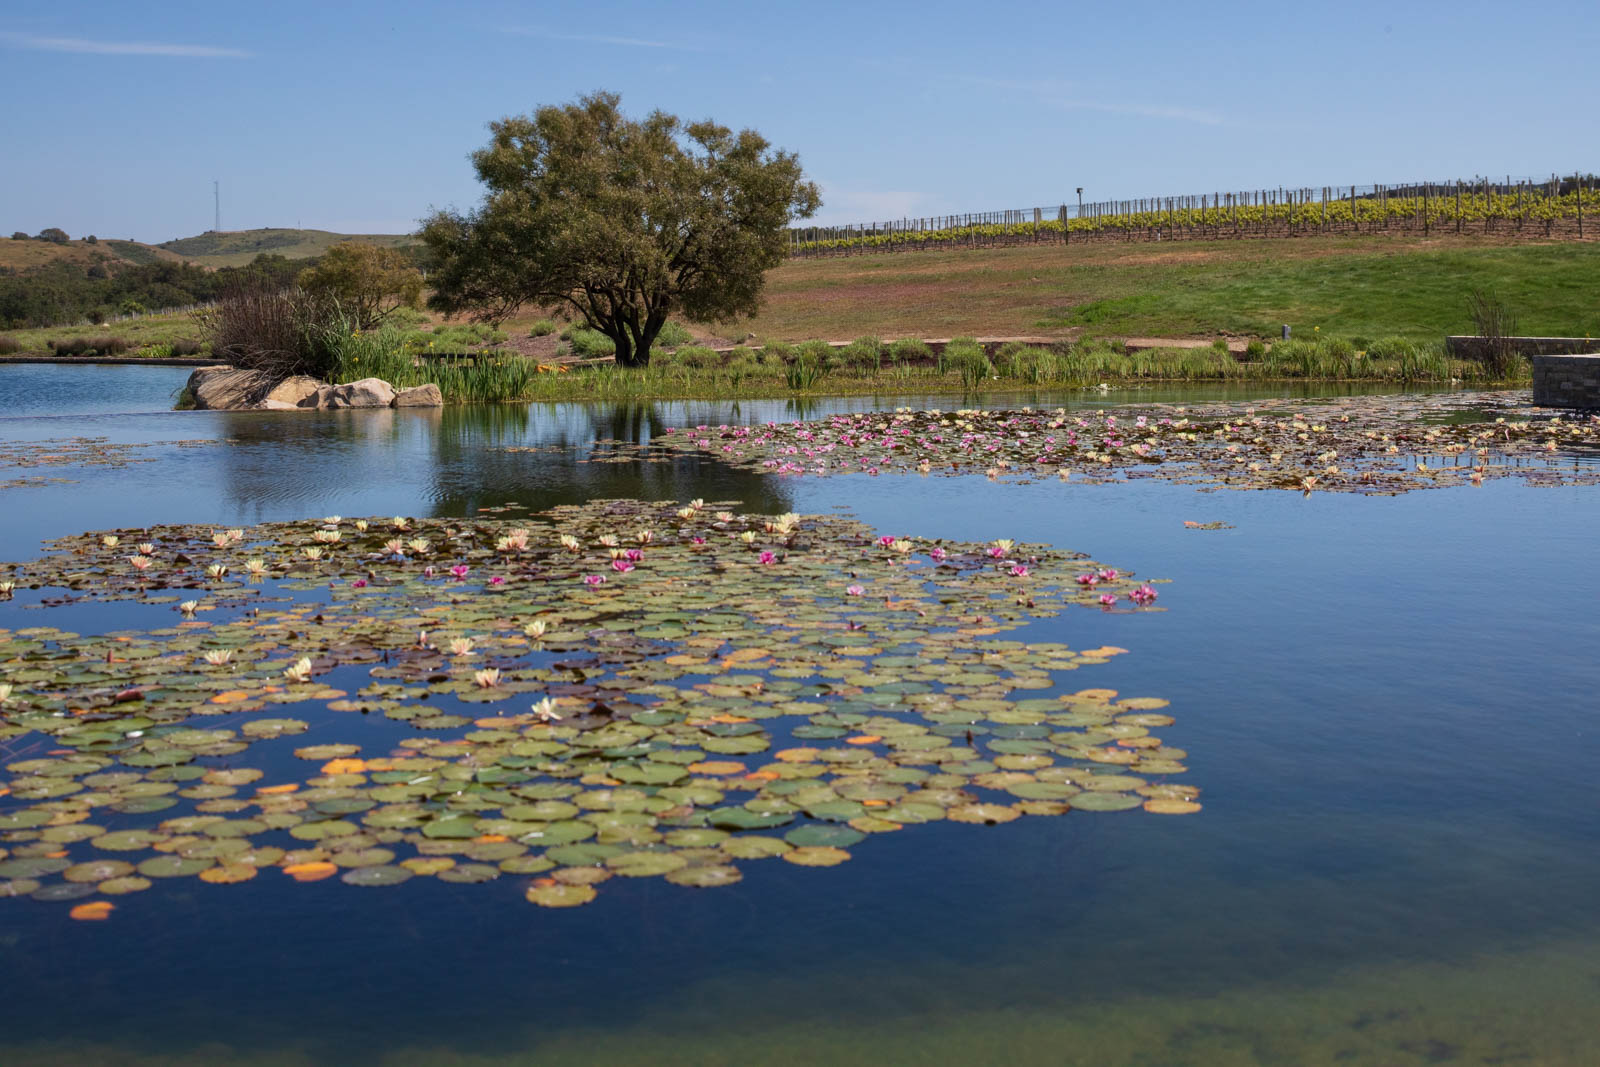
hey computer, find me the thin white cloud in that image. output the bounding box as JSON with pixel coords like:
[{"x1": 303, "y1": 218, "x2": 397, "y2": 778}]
[
  {"x1": 0, "y1": 32, "x2": 249, "y2": 57},
  {"x1": 504, "y1": 28, "x2": 702, "y2": 51}
]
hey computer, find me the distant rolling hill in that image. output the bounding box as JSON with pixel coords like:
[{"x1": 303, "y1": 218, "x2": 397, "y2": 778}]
[
  {"x1": 1, "y1": 228, "x2": 416, "y2": 275},
  {"x1": 156, "y1": 228, "x2": 416, "y2": 268}
]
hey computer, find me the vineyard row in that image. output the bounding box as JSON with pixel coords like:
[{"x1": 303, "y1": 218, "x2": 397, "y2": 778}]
[{"x1": 789, "y1": 178, "x2": 1599, "y2": 256}]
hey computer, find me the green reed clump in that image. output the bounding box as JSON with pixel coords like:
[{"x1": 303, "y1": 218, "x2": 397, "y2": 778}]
[
  {"x1": 888, "y1": 338, "x2": 933, "y2": 366},
  {"x1": 785, "y1": 350, "x2": 828, "y2": 391},
  {"x1": 528, "y1": 319, "x2": 556, "y2": 337}
]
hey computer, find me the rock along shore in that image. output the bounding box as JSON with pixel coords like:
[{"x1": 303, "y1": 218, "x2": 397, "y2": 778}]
[{"x1": 185, "y1": 366, "x2": 442, "y2": 410}]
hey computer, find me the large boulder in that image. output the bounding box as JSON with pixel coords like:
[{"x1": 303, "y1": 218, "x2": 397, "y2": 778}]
[
  {"x1": 332, "y1": 378, "x2": 397, "y2": 408},
  {"x1": 261, "y1": 375, "x2": 322, "y2": 408},
  {"x1": 392, "y1": 383, "x2": 443, "y2": 407},
  {"x1": 187, "y1": 366, "x2": 276, "y2": 410}
]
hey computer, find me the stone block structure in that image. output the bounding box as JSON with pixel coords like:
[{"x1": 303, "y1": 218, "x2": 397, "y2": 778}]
[{"x1": 1532, "y1": 354, "x2": 1600, "y2": 408}]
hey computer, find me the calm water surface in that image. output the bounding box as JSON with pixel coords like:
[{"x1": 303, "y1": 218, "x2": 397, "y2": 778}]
[{"x1": 0, "y1": 366, "x2": 1596, "y2": 1066}]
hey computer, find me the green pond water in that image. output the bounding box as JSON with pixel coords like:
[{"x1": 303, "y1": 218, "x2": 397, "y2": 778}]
[{"x1": 0, "y1": 365, "x2": 1597, "y2": 1066}]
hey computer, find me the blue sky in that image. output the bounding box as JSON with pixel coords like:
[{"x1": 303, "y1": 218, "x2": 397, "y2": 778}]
[{"x1": 1, "y1": 0, "x2": 1595, "y2": 243}]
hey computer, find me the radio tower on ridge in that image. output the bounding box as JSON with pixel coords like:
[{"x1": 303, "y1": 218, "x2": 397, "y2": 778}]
[{"x1": 213, "y1": 180, "x2": 220, "y2": 232}]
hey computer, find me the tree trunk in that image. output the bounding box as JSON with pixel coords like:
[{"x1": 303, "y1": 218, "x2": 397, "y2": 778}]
[{"x1": 612, "y1": 330, "x2": 641, "y2": 367}]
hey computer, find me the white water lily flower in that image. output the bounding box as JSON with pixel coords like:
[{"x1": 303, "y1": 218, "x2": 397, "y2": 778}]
[
  {"x1": 301, "y1": 547, "x2": 323, "y2": 561},
  {"x1": 179, "y1": 600, "x2": 199, "y2": 615},
  {"x1": 312, "y1": 529, "x2": 341, "y2": 544},
  {"x1": 406, "y1": 538, "x2": 430, "y2": 554},
  {"x1": 102, "y1": 535, "x2": 119, "y2": 548},
  {"x1": 676, "y1": 507, "x2": 696, "y2": 520},
  {"x1": 0, "y1": 580, "x2": 14, "y2": 594},
  {"x1": 597, "y1": 535, "x2": 619, "y2": 548},
  {"x1": 559, "y1": 534, "x2": 581, "y2": 552},
  {"x1": 714, "y1": 512, "x2": 734, "y2": 523},
  {"x1": 448, "y1": 637, "x2": 475, "y2": 656},
  {"x1": 283, "y1": 657, "x2": 313, "y2": 683},
  {"x1": 353, "y1": 520, "x2": 368, "y2": 532},
  {"x1": 473, "y1": 668, "x2": 501, "y2": 688},
  {"x1": 202, "y1": 649, "x2": 233, "y2": 666},
  {"x1": 0, "y1": 683, "x2": 11, "y2": 703},
  {"x1": 323, "y1": 516, "x2": 342, "y2": 525},
  {"x1": 392, "y1": 517, "x2": 409, "y2": 530},
  {"x1": 128, "y1": 556, "x2": 152, "y2": 571},
  {"x1": 384, "y1": 539, "x2": 405, "y2": 555},
  {"x1": 206, "y1": 564, "x2": 229, "y2": 578},
  {"x1": 524, "y1": 619, "x2": 547, "y2": 638},
  {"x1": 532, "y1": 697, "x2": 563, "y2": 722},
  {"x1": 737, "y1": 531, "x2": 758, "y2": 544},
  {"x1": 137, "y1": 543, "x2": 155, "y2": 555},
  {"x1": 245, "y1": 558, "x2": 269, "y2": 575}
]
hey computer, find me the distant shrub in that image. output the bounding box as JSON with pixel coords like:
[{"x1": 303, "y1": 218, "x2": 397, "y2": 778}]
[
  {"x1": 528, "y1": 319, "x2": 556, "y2": 337},
  {"x1": 36, "y1": 227, "x2": 69, "y2": 244},
  {"x1": 0, "y1": 336, "x2": 20, "y2": 354},
  {"x1": 169, "y1": 339, "x2": 204, "y2": 357},
  {"x1": 1211, "y1": 338, "x2": 1229, "y2": 353},
  {"x1": 85, "y1": 235, "x2": 98, "y2": 244},
  {"x1": 1365, "y1": 336, "x2": 1418, "y2": 361},
  {"x1": 938, "y1": 336, "x2": 982, "y2": 374},
  {"x1": 943, "y1": 339, "x2": 992, "y2": 386},
  {"x1": 795, "y1": 339, "x2": 838, "y2": 370},
  {"x1": 86, "y1": 306, "x2": 112, "y2": 325},
  {"x1": 9, "y1": 231, "x2": 26, "y2": 241},
  {"x1": 666, "y1": 344, "x2": 721, "y2": 369},
  {"x1": 119, "y1": 299, "x2": 147, "y2": 316},
  {"x1": 656, "y1": 320, "x2": 693, "y2": 347},
  {"x1": 567, "y1": 327, "x2": 616, "y2": 358},
  {"x1": 1244, "y1": 339, "x2": 1266, "y2": 360},
  {"x1": 760, "y1": 341, "x2": 795, "y2": 365},
  {"x1": 725, "y1": 346, "x2": 759, "y2": 368},
  {"x1": 839, "y1": 335, "x2": 882, "y2": 371},
  {"x1": 887, "y1": 338, "x2": 932, "y2": 365}
]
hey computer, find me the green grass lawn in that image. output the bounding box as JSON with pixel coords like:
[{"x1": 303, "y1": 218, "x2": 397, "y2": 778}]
[
  {"x1": 1040, "y1": 241, "x2": 1600, "y2": 340},
  {"x1": 738, "y1": 237, "x2": 1600, "y2": 343}
]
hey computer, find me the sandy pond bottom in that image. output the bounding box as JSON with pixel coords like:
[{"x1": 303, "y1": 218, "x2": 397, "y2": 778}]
[{"x1": 1, "y1": 369, "x2": 1598, "y2": 1066}]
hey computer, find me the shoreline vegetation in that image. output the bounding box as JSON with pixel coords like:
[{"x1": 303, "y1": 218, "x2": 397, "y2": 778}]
[{"x1": 1, "y1": 234, "x2": 1587, "y2": 405}]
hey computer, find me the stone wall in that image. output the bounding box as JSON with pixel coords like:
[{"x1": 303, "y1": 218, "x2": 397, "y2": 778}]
[
  {"x1": 1446, "y1": 336, "x2": 1596, "y2": 360},
  {"x1": 1532, "y1": 354, "x2": 1600, "y2": 408}
]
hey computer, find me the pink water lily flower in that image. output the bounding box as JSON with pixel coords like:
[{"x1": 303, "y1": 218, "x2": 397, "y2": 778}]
[
  {"x1": 423, "y1": 566, "x2": 436, "y2": 578},
  {"x1": 582, "y1": 574, "x2": 606, "y2": 587},
  {"x1": 1009, "y1": 564, "x2": 1030, "y2": 577},
  {"x1": 449, "y1": 564, "x2": 470, "y2": 580},
  {"x1": 1097, "y1": 568, "x2": 1119, "y2": 582},
  {"x1": 846, "y1": 584, "x2": 864, "y2": 596},
  {"x1": 1075, "y1": 573, "x2": 1099, "y2": 587},
  {"x1": 1130, "y1": 584, "x2": 1158, "y2": 605},
  {"x1": 758, "y1": 550, "x2": 776, "y2": 565},
  {"x1": 624, "y1": 548, "x2": 644, "y2": 561},
  {"x1": 929, "y1": 547, "x2": 947, "y2": 561},
  {"x1": 611, "y1": 559, "x2": 634, "y2": 573},
  {"x1": 489, "y1": 575, "x2": 506, "y2": 586},
  {"x1": 1098, "y1": 593, "x2": 1118, "y2": 606},
  {"x1": 351, "y1": 578, "x2": 367, "y2": 588}
]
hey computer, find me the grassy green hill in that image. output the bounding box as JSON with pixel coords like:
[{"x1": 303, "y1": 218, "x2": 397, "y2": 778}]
[
  {"x1": 156, "y1": 228, "x2": 415, "y2": 268},
  {"x1": 0, "y1": 237, "x2": 185, "y2": 273}
]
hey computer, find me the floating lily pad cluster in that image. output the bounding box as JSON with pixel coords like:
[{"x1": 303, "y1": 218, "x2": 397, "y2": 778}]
[
  {"x1": 0, "y1": 437, "x2": 224, "y2": 495},
  {"x1": 637, "y1": 391, "x2": 1600, "y2": 494},
  {"x1": 0, "y1": 500, "x2": 1189, "y2": 912}
]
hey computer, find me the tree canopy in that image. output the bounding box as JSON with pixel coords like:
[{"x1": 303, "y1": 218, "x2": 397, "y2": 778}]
[
  {"x1": 420, "y1": 92, "x2": 820, "y2": 366},
  {"x1": 297, "y1": 241, "x2": 423, "y2": 330}
]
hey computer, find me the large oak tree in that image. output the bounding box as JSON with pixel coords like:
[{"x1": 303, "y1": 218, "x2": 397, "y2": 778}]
[{"x1": 419, "y1": 92, "x2": 819, "y2": 367}]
